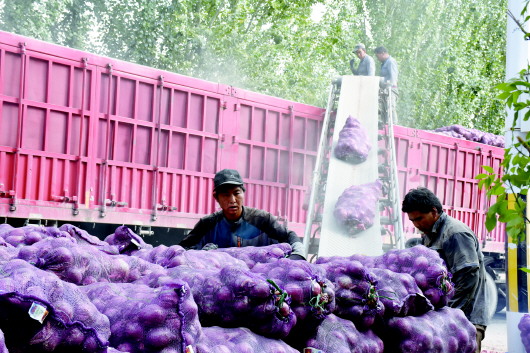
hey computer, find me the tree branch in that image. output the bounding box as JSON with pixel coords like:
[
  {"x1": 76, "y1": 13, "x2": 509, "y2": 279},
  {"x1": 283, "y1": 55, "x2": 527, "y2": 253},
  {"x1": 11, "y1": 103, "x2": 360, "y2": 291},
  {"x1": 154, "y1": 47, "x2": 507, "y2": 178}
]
[{"x1": 508, "y1": 9, "x2": 530, "y2": 40}]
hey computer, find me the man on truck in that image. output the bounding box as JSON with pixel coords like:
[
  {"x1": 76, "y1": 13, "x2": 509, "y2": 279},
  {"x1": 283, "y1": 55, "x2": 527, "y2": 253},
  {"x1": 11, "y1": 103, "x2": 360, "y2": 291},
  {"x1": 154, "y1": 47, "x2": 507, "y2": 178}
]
[
  {"x1": 179, "y1": 169, "x2": 306, "y2": 260},
  {"x1": 401, "y1": 187, "x2": 488, "y2": 353},
  {"x1": 349, "y1": 43, "x2": 375, "y2": 76}
]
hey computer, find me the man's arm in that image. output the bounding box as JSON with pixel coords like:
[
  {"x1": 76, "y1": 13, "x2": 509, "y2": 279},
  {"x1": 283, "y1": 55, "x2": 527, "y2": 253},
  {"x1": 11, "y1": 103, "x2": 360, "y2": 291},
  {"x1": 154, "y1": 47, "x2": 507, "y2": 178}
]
[
  {"x1": 449, "y1": 265, "x2": 480, "y2": 310},
  {"x1": 179, "y1": 217, "x2": 211, "y2": 249},
  {"x1": 253, "y1": 209, "x2": 305, "y2": 259},
  {"x1": 350, "y1": 58, "x2": 357, "y2": 75},
  {"x1": 443, "y1": 232, "x2": 481, "y2": 311},
  {"x1": 388, "y1": 58, "x2": 398, "y2": 85}
]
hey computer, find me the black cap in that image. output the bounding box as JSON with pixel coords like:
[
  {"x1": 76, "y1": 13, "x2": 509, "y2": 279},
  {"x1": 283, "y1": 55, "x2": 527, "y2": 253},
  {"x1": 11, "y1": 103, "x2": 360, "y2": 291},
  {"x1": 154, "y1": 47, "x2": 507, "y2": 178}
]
[{"x1": 214, "y1": 169, "x2": 244, "y2": 190}]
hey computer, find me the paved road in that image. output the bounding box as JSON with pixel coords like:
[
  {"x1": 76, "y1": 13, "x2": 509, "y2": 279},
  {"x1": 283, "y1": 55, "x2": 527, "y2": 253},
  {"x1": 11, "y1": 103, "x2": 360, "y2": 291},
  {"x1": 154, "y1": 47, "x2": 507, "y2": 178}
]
[{"x1": 482, "y1": 310, "x2": 507, "y2": 353}]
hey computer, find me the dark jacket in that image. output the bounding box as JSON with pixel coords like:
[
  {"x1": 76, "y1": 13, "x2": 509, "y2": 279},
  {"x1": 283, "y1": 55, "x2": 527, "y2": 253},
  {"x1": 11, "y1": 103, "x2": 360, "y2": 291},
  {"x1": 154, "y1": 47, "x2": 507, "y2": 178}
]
[
  {"x1": 422, "y1": 212, "x2": 489, "y2": 326},
  {"x1": 179, "y1": 206, "x2": 305, "y2": 256}
]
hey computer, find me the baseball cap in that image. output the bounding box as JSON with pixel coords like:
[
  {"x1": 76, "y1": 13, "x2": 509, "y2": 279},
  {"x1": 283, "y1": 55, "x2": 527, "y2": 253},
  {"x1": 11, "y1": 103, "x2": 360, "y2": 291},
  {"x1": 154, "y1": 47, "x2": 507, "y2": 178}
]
[
  {"x1": 353, "y1": 43, "x2": 365, "y2": 52},
  {"x1": 213, "y1": 169, "x2": 244, "y2": 190}
]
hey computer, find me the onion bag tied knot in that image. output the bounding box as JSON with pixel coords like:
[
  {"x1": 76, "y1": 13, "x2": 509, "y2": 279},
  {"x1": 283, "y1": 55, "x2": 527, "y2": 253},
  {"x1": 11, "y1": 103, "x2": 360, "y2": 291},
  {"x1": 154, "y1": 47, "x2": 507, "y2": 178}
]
[{"x1": 251, "y1": 258, "x2": 336, "y2": 323}]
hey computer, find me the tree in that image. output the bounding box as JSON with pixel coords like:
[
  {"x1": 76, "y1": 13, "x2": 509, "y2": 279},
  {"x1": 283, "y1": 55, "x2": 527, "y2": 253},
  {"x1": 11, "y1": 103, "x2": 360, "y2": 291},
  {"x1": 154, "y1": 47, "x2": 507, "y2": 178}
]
[
  {"x1": 477, "y1": 2, "x2": 530, "y2": 243},
  {"x1": 0, "y1": 0, "x2": 508, "y2": 134}
]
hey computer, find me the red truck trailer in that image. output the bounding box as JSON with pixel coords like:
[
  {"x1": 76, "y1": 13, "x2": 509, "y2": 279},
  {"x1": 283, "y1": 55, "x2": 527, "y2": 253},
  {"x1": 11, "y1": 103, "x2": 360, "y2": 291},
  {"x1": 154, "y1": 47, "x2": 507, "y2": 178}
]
[{"x1": 0, "y1": 31, "x2": 506, "y2": 310}]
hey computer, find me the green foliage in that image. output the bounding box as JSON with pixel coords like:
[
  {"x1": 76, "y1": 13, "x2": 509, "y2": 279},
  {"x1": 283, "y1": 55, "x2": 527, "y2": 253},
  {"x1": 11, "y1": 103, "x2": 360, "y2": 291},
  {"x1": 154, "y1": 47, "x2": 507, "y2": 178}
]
[
  {"x1": 0, "y1": 0, "x2": 507, "y2": 134},
  {"x1": 477, "y1": 67, "x2": 530, "y2": 242}
]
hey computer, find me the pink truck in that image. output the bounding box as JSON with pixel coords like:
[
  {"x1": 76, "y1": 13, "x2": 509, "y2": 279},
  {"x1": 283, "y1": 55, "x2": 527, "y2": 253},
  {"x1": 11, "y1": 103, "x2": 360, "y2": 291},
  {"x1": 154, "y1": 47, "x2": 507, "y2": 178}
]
[{"x1": 0, "y1": 31, "x2": 506, "y2": 311}]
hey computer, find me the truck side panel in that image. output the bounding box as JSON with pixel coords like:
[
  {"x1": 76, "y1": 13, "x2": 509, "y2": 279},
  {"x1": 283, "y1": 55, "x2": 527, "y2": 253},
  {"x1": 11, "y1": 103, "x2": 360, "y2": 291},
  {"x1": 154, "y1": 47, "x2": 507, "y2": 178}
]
[
  {"x1": 0, "y1": 31, "x2": 322, "y2": 236},
  {"x1": 392, "y1": 126, "x2": 505, "y2": 252}
]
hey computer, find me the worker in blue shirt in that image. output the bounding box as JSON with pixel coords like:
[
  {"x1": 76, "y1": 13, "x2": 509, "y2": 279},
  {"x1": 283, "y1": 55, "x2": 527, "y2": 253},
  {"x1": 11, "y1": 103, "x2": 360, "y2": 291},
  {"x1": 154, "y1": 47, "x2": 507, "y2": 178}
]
[
  {"x1": 375, "y1": 46, "x2": 398, "y2": 88},
  {"x1": 350, "y1": 43, "x2": 375, "y2": 76},
  {"x1": 179, "y1": 169, "x2": 306, "y2": 260}
]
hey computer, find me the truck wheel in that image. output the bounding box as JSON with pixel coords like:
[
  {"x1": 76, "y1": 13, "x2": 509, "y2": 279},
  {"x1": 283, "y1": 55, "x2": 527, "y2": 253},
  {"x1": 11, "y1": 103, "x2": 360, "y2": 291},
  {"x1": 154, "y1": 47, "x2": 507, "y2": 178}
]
[{"x1": 484, "y1": 271, "x2": 498, "y2": 320}]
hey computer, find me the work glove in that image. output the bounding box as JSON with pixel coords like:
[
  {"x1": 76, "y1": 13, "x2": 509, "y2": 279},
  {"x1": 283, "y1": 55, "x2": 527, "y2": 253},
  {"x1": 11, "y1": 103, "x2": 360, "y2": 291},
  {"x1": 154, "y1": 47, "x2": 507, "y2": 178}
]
[{"x1": 201, "y1": 243, "x2": 219, "y2": 251}]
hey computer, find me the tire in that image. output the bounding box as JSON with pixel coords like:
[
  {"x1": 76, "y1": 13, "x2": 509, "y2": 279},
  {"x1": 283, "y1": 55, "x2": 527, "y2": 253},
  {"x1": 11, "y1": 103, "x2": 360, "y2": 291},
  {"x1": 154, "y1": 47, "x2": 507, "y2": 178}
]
[{"x1": 484, "y1": 271, "x2": 498, "y2": 321}]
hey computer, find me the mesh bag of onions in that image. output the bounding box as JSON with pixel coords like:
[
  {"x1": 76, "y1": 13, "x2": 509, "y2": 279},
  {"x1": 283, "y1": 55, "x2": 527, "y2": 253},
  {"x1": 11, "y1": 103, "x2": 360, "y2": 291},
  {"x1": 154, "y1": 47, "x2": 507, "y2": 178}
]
[
  {"x1": 369, "y1": 268, "x2": 433, "y2": 317},
  {"x1": 321, "y1": 246, "x2": 454, "y2": 309},
  {"x1": 196, "y1": 326, "x2": 298, "y2": 353},
  {"x1": 59, "y1": 224, "x2": 119, "y2": 254},
  {"x1": 334, "y1": 116, "x2": 372, "y2": 163},
  {"x1": 304, "y1": 314, "x2": 384, "y2": 353},
  {"x1": 82, "y1": 281, "x2": 201, "y2": 353},
  {"x1": 134, "y1": 245, "x2": 248, "y2": 270},
  {"x1": 383, "y1": 307, "x2": 477, "y2": 353},
  {"x1": 0, "y1": 259, "x2": 110, "y2": 353},
  {"x1": 317, "y1": 259, "x2": 384, "y2": 330},
  {"x1": 213, "y1": 243, "x2": 292, "y2": 269},
  {"x1": 251, "y1": 258, "x2": 335, "y2": 323},
  {"x1": 17, "y1": 237, "x2": 166, "y2": 285},
  {"x1": 333, "y1": 180, "x2": 382, "y2": 235},
  {"x1": 147, "y1": 264, "x2": 296, "y2": 339},
  {"x1": 373, "y1": 246, "x2": 454, "y2": 308},
  {"x1": 0, "y1": 225, "x2": 72, "y2": 248}
]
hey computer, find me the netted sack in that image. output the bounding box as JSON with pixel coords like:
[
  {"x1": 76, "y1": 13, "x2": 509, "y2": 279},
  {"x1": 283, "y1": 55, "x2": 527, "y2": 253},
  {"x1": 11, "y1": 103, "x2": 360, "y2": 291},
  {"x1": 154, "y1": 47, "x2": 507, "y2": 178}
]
[
  {"x1": 196, "y1": 326, "x2": 298, "y2": 353},
  {"x1": 135, "y1": 246, "x2": 248, "y2": 270},
  {"x1": 104, "y1": 226, "x2": 153, "y2": 255},
  {"x1": 333, "y1": 181, "x2": 382, "y2": 235},
  {"x1": 152, "y1": 265, "x2": 296, "y2": 339},
  {"x1": 369, "y1": 268, "x2": 433, "y2": 317},
  {"x1": 133, "y1": 245, "x2": 186, "y2": 268},
  {"x1": 213, "y1": 243, "x2": 292, "y2": 269},
  {"x1": 317, "y1": 259, "x2": 383, "y2": 330},
  {"x1": 304, "y1": 314, "x2": 384, "y2": 353},
  {"x1": 0, "y1": 329, "x2": 7, "y2": 353},
  {"x1": 519, "y1": 314, "x2": 530, "y2": 352},
  {"x1": 82, "y1": 281, "x2": 201, "y2": 353},
  {"x1": 0, "y1": 224, "x2": 13, "y2": 237},
  {"x1": 373, "y1": 246, "x2": 454, "y2": 308},
  {"x1": 383, "y1": 307, "x2": 477, "y2": 353},
  {"x1": 59, "y1": 224, "x2": 119, "y2": 254},
  {"x1": 434, "y1": 125, "x2": 505, "y2": 148},
  {"x1": 18, "y1": 237, "x2": 166, "y2": 285},
  {"x1": 316, "y1": 253, "x2": 377, "y2": 268},
  {"x1": 0, "y1": 225, "x2": 72, "y2": 247},
  {"x1": 334, "y1": 116, "x2": 372, "y2": 163},
  {"x1": 0, "y1": 259, "x2": 110, "y2": 353},
  {"x1": 0, "y1": 246, "x2": 18, "y2": 262},
  {"x1": 251, "y1": 258, "x2": 335, "y2": 322}
]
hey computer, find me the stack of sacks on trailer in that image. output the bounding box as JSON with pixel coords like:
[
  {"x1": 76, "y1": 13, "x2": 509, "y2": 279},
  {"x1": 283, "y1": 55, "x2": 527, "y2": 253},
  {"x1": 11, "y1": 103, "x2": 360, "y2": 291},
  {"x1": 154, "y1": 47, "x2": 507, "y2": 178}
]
[
  {"x1": 433, "y1": 124, "x2": 505, "y2": 148},
  {"x1": 0, "y1": 223, "x2": 479, "y2": 352}
]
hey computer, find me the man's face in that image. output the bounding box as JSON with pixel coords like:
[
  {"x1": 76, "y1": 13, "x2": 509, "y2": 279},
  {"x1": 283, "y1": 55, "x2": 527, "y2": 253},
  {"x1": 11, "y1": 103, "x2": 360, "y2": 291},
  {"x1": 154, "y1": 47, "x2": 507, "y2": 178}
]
[
  {"x1": 355, "y1": 49, "x2": 366, "y2": 60},
  {"x1": 406, "y1": 209, "x2": 439, "y2": 234},
  {"x1": 215, "y1": 186, "x2": 244, "y2": 221},
  {"x1": 376, "y1": 52, "x2": 387, "y2": 62}
]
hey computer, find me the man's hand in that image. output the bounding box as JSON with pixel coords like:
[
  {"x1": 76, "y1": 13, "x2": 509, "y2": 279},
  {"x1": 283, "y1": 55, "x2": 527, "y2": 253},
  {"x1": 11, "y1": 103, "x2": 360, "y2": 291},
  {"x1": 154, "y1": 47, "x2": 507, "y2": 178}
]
[
  {"x1": 201, "y1": 243, "x2": 219, "y2": 251},
  {"x1": 287, "y1": 254, "x2": 306, "y2": 261}
]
